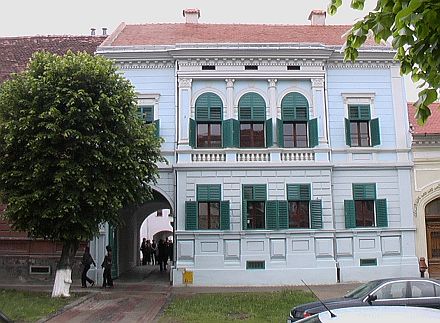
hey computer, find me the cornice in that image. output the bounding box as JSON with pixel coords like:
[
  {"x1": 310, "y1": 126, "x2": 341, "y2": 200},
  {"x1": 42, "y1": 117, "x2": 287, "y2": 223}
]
[
  {"x1": 327, "y1": 61, "x2": 394, "y2": 69},
  {"x1": 115, "y1": 60, "x2": 175, "y2": 70},
  {"x1": 178, "y1": 57, "x2": 325, "y2": 67}
]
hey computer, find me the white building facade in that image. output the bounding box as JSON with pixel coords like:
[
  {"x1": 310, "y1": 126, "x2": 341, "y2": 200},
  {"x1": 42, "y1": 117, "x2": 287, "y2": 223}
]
[{"x1": 94, "y1": 9, "x2": 419, "y2": 286}]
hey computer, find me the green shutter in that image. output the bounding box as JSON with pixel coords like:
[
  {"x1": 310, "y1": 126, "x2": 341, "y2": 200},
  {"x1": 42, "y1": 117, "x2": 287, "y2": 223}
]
[
  {"x1": 345, "y1": 118, "x2": 351, "y2": 146},
  {"x1": 265, "y1": 118, "x2": 273, "y2": 147},
  {"x1": 222, "y1": 119, "x2": 239, "y2": 148},
  {"x1": 310, "y1": 200, "x2": 323, "y2": 229},
  {"x1": 197, "y1": 184, "x2": 221, "y2": 201},
  {"x1": 276, "y1": 118, "x2": 284, "y2": 148},
  {"x1": 153, "y1": 119, "x2": 160, "y2": 137},
  {"x1": 220, "y1": 201, "x2": 230, "y2": 230},
  {"x1": 195, "y1": 93, "x2": 223, "y2": 121},
  {"x1": 281, "y1": 92, "x2": 309, "y2": 121},
  {"x1": 278, "y1": 200, "x2": 289, "y2": 229},
  {"x1": 370, "y1": 118, "x2": 380, "y2": 146},
  {"x1": 243, "y1": 185, "x2": 254, "y2": 200},
  {"x1": 344, "y1": 200, "x2": 356, "y2": 229},
  {"x1": 266, "y1": 200, "x2": 278, "y2": 230},
  {"x1": 232, "y1": 118, "x2": 240, "y2": 147},
  {"x1": 353, "y1": 184, "x2": 376, "y2": 200},
  {"x1": 238, "y1": 93, "x2": 266, "y2": 121},
  {"x1": 287, "y1": 184, "x2": 310, "y2": 201},
  {"x1": 242, "y1": 200, "x2": 248, "y2": 230},
  {"x1": 376, "y1": 199, "x2": 388, "y2": 227},
  {"x1": 189, "y1": 118, "x2": 196, "y2": 148},
  {"x1": 349, "y1": 105, "x2": 371, "y2": 120},
  {"x1": 185, "y1": 201, "x2": 198, "y2": 230},
  {"x1": 253, "y1": 185, "x2": 267, "y2": 200},
  {"x1": 308, "y1": 118, "x2": 318, "y2": 148}
]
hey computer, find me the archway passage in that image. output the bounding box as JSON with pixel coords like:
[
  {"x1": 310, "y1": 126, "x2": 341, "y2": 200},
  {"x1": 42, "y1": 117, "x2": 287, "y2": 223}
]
[
  {"x1": 425, "y1": 198, "x2": 440, "y2": 278},
  {"x1": 116, "y1": 189, "x2": 174, "y2": 284}
]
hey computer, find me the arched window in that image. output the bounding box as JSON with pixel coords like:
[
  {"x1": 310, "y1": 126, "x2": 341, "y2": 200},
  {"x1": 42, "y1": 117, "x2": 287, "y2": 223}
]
[
  {"x1": 189, "y1": 92, "x2": 223, "y2": 148},
  {"x1": 278, "y1": 92, "x2": 318, "y2": 148},
  {"x1": 238, "y1": 93, "x2": 267, "y2": 148}
]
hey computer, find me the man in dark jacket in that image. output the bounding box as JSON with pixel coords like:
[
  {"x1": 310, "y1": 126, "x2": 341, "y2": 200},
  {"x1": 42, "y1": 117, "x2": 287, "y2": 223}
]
[{"x1": 81, "y1": 246, "x2": 96, "y2": 288}]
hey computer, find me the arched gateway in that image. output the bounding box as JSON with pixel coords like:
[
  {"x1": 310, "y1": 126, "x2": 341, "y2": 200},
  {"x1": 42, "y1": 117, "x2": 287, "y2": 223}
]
[{"x1": 88, "y1": 187, "x2": 174, "y2": 285}]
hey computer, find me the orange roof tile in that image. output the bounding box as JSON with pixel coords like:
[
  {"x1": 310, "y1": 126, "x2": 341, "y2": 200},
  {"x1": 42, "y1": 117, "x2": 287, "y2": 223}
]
[
  {"x1": 104, "y1": 23, "x2": 380, "y2": 47},
  {"x1": 408, "y1": 103, "x2": 440, "y2": 135},
  {"x1": 0, "y1": 35, "x2": 106, "y2": 83}
]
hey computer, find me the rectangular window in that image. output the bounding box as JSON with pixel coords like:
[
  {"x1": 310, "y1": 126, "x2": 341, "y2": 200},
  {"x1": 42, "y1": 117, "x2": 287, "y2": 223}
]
[
  {"x1": 350, "y1": 121, "x2": 370, "y2": 147},
  {"x1": 240, "y1": 122, "x2": 265, "y2": 147},
  {"x1": 345, "y1": 103, "x2": 380, "y2": 147},
  {"x1": 197, "y1": 123, "x2": 222, "y2": 147},
  {"x1": 138, "y1": 105, "x2": 154, "y2": 124},
  {"x1": 244, "y1": 65, "x2": 258, "y2": 70},
  {"x1": 247, "y1": 201, "x2": 265, "y2": 229},
  {"x1": 288, "y1": 201, "x2": 310, "y2": 228},
  {"x1": 287, "y1": 65, "x2": 301, "y2": 70},
  {"x1": 198, "y1": 202, "x2": 220, "y2": 229},
  {"x1": 156, "y1": 210, "x2": 163, "y2": 217},
  {"x1": 202, "y1": 65, "x2": 216, "y2": 70},
  {"x1": 283, "y1": 122, "x2": 308, "y2": 148},
  {"x1": 355, "y1": 200, "x2": 375, "y2": 227}
]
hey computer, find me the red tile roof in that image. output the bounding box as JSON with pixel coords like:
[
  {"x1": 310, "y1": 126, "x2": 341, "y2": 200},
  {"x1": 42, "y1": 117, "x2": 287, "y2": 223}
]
[
  {"x1": 0, "y1": 35, "x2": 106, "y2": 83},
  {"x1": 408, "y1": 103, "x2": 440, "y2": 135},
  {"x1": 103, "y1": 23, "x2": 381, "y2": 47}
]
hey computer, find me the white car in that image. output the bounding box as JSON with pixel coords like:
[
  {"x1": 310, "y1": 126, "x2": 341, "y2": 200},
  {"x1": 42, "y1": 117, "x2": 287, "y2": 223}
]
[{"x1": 293, "y1": 306, "x2": 440, "y2": 323}]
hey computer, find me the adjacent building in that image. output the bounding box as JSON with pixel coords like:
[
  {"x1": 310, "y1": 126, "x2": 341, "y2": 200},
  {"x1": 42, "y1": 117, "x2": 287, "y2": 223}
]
[{"x1": 93, "y1": 9, "x2": 419, "y2": 286}]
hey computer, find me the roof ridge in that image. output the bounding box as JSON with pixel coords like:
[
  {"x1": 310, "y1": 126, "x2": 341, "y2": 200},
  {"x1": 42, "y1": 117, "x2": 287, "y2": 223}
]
[
  {"x1": 124, "y1": 22, "x2": 353, "y2": 27},
  {"x1": 0, "y1": 35, "x2": 107, "y2": 40}
]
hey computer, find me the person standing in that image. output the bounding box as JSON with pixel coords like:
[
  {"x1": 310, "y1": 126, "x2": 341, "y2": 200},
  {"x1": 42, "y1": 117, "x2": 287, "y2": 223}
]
[
  {"x1": 146, "y1": 240, "x2": 152, "y2": 265},
  {"x1": 81, "y1": 246, "x2": 96, "y2": 288},
  {"x1": 140, "y1": 238, "x2": 147, "y2": 265},
  {"x1": 151, "y1": 240, "x2": 157, "y2": 265},
  {"x1": 101, "y1": 245, "x2": 113, "y2": 288},
  {"x1": 167, "y1": 239, "x2": 174, "y2": 265},
  {"x1": 158, "y1": 239, "x2": 168, "y2": 272}
]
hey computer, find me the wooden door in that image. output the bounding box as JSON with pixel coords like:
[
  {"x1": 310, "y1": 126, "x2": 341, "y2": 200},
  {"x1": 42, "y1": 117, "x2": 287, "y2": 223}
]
[{"x1": 426, "y1": 223, "x2": 440, "y2": 278}]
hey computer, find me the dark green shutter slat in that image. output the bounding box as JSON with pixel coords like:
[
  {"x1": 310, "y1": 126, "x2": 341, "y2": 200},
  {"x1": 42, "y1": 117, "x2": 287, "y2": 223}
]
[
  {"x1": 232, "y1": 119, "x2": 240, "y2": 147},
  {"x1": 243, "y1": 185, "x2": 254, "y2": 200},
  {"x1": 197, "y1": 184, "x2": 221, "y2": 201},
  {"x1": 278, "y1": 200, "x2": 289, "y2": 229},
  {"x1": 277, "y1": 118, "x2": 284, "y2": 148},
  {"x1": 353, "y1": 183, "x2": 376, "y2": 200},
  {"x1": 242, "y1": 200, "x2": 248, "y2": 230},
  {"x1": 153, "y1": 119, "x2": 160, "y2": 137},
  {"x1": 220, "y1": 201, "x2": 230, "y2": 230},
  {"x1": 311, "y1": 200, "x2": 323, "y2": 229},
  {"x1": 266, "y1": 200, "x2": 278, "y2": 230},
  {"x1": 345, "y1": 118, "x2": 351, "y2": 146},
  {"x1": 344, "y1": 200, "x2": 356, "y2": 229},
  {"x1": 349, "y1": 105, "x2": 371, "y2": 120},
  {"x1": 370, "y1": 118, "x2": 380, "y2": 146},
  {"x1": 253, "y1": 185, "x2": 267, "y2": 200},
  {"x1": 195, "y1": 93, "x2": 223, "y2": 121},
  {"x1": 308, "y1": 118, "x2": 318, "y2": 148},
  {"x1": 281, "y1": 92, "x2": 309, "y2": 121},
  {"x1": 239, "y1": 93, "x2": 266, "y2": 121},
  {"x1": 223, "y1": 119, "x2": 239, "y2": 148},
  {"x1": 287, "y1": 184, "x2": 310, "y2": 201},
  {"x1": 185, "y1": 201, "x2": 198, "y2": 230},
  {"x1": 189, "y1": 118, "x2": 196, "y2": 148},
  {"x1": 376, "y1": 199, "x2": 388, "y2": 227},
  {"x1": 265, "y1": 118, "x2": 273, "y2": 148}
]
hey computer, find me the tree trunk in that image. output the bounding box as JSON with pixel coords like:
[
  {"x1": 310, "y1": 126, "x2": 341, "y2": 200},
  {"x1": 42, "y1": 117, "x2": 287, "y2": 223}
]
[{"x1": 52, "y1": 240, "x2": 79, "y2": 298}]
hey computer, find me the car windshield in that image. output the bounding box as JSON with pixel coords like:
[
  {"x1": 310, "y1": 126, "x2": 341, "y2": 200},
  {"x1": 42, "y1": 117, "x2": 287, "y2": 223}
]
[{"x1": 344, "y1": 280, "x2": 384, "y2": 298}]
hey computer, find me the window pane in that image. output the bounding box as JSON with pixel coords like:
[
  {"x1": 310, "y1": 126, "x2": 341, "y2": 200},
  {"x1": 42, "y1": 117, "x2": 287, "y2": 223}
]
[
  {"x1": 355, "y1": 200, "x2": 375, "y2": 227},
  {"x1": 359, "y1": 122, "x2": 370, "y2": 146},
  {"x1": 410, "y1": 281, "x2": 436, "y2": 298},
  {"x1": 253, "y1": 123, "x2": 265, "y2": 147},
  {"x1": 350, "y1": 122, "x2": 360, "y2": 147},
  {"x1": 210, "y1": 123, "x2": 222, "y2": 147},
  {"x1": 197, "y1": 124, "x2": 209, "y2": 147},
  {"x1": 283, "y1": 123, "x2": 294, "y2": 148},
  {"x1": 247, "y1": 201, "x2": 265, "y2": 229},
  {"x1": 197, "y1": 123, "x2": 222, "y2": 148},
  {"x1": 374, "y1": 282, "x2": 407, "y2": 299},
  {"x1": 350, "y1": 121, "x2": 370, "y2": 147},
  {"x1": 289, "y1": 201, "x2": 310, "y2": 228},
  {"x1": 240, "y1": 122, "x2": 264, "y2": 148},
  {"x1": 295, "y1": 123, "x2": 308, "y2": 148},
  {"x1": 198, "y1": 202, "x2": 209, "y2": 229}
]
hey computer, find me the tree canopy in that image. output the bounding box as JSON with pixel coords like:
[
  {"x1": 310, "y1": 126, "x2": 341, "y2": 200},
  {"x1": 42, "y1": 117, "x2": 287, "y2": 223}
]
[
  {"x1": 0, "y1": 51, "x2": 164, "y2": 244},
  {"x1": 329, "y1": 0, "x2": 440, "y2": 124}
]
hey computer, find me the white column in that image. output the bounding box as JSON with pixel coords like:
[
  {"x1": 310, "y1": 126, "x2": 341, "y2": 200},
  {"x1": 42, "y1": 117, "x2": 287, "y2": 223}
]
[
  {"x1": 178, "y1": 78, "x2": 192, "y2": 148},
  {"x1": 311, "y1": 78, "x2": 328, "y2": 146},
  {"x1": 268, "y1": 79, "x2": 278, "y2": 148},
  {"x1": 225, "y1": 78, "x2": 235, "y2": 119}
]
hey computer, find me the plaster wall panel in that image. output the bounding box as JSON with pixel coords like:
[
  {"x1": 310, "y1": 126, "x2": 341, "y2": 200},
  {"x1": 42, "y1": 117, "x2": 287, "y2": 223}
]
[
  {"x1": 382, "y1": 236, "x2": 401, "y2": 255},
  {"x1": 178, "y1": 240, "x2": 195, "y2": 262},
  {"x1": 224, "y1": 239, "x2": 240, "y2": 262},
  {"x1": 292, "y1": 240, "x2": 310, "y2": 252},
  {"x1": 315, "y1": 239, "x2": 334, "y2": 257},
  {"x1": 336, "y1": 237, "x2": 353, "y2": 256},
  {"x1": 201, "y1": 242, "x2": 219, "y2": 253},
  {"x1": 270, "y1": 239, "x2": 286, "y2": 260},
  {"x1": 359, "y1": 239, "x2": 376, "y2": 250}
]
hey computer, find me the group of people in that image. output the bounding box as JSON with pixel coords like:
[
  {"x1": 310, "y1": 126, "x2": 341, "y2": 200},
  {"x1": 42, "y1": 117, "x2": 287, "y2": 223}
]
[
  {"x1": 81, "y1": 245, "x2": 113, "y2": 288},
  {"x1": 140, "y1": 238, "x2": 173, "y2": 272}
]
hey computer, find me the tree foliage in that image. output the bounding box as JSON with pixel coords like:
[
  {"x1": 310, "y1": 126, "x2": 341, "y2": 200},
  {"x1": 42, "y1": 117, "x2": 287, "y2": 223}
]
[
  {"x1": 0, "y1": 51, "x2": 164, "y2": 245},
  {"x1": 329, "y1": 0, "x2": 440, "y2": 124}
]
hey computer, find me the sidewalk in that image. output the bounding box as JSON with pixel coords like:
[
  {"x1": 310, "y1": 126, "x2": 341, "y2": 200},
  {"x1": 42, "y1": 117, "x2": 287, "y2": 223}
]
[{"x1": 0, "y1": 266, "x2": 361, "y2": 323}]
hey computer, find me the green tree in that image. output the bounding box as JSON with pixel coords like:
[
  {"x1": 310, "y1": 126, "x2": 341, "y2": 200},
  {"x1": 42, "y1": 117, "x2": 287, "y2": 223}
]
[
  {"x1": 329, "y1": 0, "x2": 440, "y2": 123},
  {"x1": 0, "y1": 51, "x2": 164, "y2": 297}
]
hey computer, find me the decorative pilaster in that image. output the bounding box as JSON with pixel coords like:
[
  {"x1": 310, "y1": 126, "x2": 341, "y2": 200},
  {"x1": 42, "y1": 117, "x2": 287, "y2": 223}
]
[
  {"x1": 225, "y1": 79, "x2": 235, "y2": 119},
  {"x1": 178, "y1": 78, "x2": 192, "y2": 147},
  {"x1": 311, "y1": 78, "x2": 328, "y2": 146},
  {"x1": 268, "y1": 79, "x2": 279, "y2": 150}
]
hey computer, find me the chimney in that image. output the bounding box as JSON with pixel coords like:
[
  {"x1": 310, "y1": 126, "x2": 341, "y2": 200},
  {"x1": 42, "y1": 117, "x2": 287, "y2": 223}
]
[
  {"x1": 308, "y1": 10, "x2": 326, "y2": 26},
  {"x1": 183, "y1": 8, "x2": 200, "y2": 23},
  {"x1": 102, "y1": 27, "x2": 107, "y2": 36},
  {"x1": 90, "y1": 28, "x2": 96, "y2": 36}
]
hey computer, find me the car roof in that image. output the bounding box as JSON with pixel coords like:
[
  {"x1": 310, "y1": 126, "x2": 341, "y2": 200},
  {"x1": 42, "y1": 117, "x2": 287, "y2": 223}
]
[
  {"x1": 317, "y1": 306, "x2": 440, "y2": 323},
  {"x1": 367, "y1": 277, "x2": 440, "y2": 284}
]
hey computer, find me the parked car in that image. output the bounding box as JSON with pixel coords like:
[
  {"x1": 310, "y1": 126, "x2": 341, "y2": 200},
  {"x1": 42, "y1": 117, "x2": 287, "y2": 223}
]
[
  {"x1": 293, "y1": 306, "x2": 440, "y2": 323},
  {"x1": 288, "y1": 277, "x2": 440, "y2": 322}
]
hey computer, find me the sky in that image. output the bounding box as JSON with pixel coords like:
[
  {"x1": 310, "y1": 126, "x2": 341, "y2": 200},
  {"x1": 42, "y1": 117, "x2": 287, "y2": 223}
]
[{"x1": 0, "y1": 0, "x2": 419, "y2": 101}]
